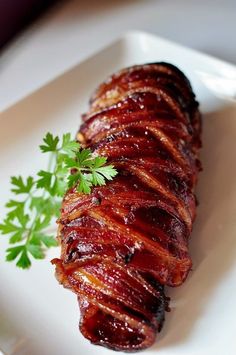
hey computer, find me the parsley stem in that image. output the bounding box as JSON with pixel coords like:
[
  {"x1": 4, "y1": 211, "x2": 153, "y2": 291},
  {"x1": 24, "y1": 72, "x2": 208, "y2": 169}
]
[
  {"x1": 1, "y1": 132, "x2": 117, "y2": 268},
  {"x1": 24, "y1": 152, "x2": 57, "y2": 246}
]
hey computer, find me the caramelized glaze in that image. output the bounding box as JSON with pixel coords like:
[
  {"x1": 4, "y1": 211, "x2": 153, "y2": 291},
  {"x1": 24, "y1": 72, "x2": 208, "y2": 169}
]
[{"x1": 52, "y1": 62, "x2": 201, "y2": 352}]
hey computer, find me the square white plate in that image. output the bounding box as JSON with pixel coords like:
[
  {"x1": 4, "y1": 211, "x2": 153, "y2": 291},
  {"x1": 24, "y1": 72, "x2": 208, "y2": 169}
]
[{"x1": 1, "y1": 31, "x2": 236, "y2": 355}]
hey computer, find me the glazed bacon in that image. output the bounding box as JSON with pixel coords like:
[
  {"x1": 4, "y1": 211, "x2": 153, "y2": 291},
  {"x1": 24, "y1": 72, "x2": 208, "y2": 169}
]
[{"x1": 52, "y1": 63, "x2": 201, "y2": 351}]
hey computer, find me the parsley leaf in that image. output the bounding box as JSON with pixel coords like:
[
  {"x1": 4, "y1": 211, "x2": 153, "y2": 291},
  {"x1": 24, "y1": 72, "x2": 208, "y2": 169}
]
[
  {"x1": 40, "y1": 132, "x2": 59, "y2": 152},
  {"x1": 1, "y1": 131, "x2": 118, "y2": 269},
  {"x1": 6, "y1": 245, "x2": 24, "y2": 261},
  {"x1": 11, "y1": 176, "x2": 34, "y2": 194},
  {"x1": 67, "y1": 172, "x2": 81, "y2": 189},
  {"x1": 76, "y1": 148, "x2": 93, "y2": 166},
  {"x1": 77, "y1": 174, "x2": 93, "y2": 194},
  {"x1": 16, "y1": 248, "x2": 31, "y2": 269},
  {"x1": 93, "y1": 156, "x2": 107, "y2": 168},
  {"x1": 94, "y1": 165, "x2": 118, "y2": 180},
  {"x1": 36, "y1": 170, "x2": 53, "y2": 191},
  {"x1": 91, "y1": 171, "x2": 105, "y2": 186},
  {"x1": 5, "y1": 200, "x2": 25, "y2": 220},
  {"x1": 0, "y1": 219, "x2": 20, "y2": 234},
  {"x1": 41, "y1": 235, "x2": 58, "y2": 247},
  {"x1": 27, "y1": 244, "x2": 44, "y2": 259},
  {"x1": 61, "y1": 133, "x2": 80, "y2": 157}
]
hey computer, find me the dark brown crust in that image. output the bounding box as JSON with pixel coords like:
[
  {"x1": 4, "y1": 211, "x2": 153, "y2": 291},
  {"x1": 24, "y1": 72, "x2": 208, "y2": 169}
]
[{"x1": 52, "y1": 62, "x2": 201, "y2": 352}]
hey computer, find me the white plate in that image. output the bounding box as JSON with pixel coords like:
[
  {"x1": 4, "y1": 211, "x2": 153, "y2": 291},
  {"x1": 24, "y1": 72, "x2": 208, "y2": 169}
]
[{"x1": 1, "y1": 31, "x2": 236, "y2": 355}]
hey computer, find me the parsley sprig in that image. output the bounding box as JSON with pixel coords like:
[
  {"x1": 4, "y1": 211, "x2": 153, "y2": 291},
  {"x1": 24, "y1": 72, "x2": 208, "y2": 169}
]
[{"x1": 0, "y1": 132, "x2": 117, "y2": 269}]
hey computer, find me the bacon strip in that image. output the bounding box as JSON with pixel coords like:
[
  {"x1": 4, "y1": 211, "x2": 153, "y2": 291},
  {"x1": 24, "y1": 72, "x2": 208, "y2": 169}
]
[{"x1": 52, "y1": 62, "x2": 201, "y2": 352}]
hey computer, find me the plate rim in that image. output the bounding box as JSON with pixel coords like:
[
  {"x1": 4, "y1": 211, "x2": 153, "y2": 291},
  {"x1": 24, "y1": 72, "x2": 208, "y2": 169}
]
[{"x1": 2, "y1": 30, "x2": 236, "y2": 115}]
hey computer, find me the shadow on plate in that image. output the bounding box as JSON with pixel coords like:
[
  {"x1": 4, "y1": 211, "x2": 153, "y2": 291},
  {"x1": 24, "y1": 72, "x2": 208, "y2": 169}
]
[{"x1": 150, "y1": 103, "x2": 236, "y2": 350}]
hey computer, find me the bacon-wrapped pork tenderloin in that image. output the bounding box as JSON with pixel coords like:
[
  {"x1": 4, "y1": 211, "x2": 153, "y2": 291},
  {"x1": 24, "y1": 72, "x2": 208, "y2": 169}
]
[{"x1": 52, "y1": 62, "x2": 201, "y2": 352}]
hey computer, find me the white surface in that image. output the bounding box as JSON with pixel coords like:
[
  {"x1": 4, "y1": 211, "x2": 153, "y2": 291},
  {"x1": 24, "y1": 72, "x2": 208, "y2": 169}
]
[
  {"x1": 0, "y1": 0, "x2": 236, "y2": 112},
  {"x1": 1, "y1": 31, "x2": 236, "y2": 355}
]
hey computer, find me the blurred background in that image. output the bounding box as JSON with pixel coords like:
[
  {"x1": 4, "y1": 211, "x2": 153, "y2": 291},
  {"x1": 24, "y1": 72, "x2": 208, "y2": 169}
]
[{"x1": 0, "y1": 0, "x2": 235, "y2": 111}]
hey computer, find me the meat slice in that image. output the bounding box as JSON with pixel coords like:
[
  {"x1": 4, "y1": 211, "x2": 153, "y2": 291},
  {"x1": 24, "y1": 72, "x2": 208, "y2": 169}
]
[{"x1": 52, "y1": 62, "x2": 201, "y2": 352}]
